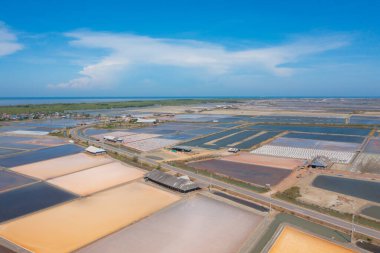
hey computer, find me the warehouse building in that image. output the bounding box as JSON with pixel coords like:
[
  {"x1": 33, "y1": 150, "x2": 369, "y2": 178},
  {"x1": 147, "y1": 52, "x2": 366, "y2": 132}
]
[
  {"x1": 136, "y1": 118, "x2": 158, "y2": 124},
  {"x1": 144, "y1": 170, "x2": 200, "y2": 193},
  {"x1": 309, "y1": 156, "x2": 331, "y2": 169},
  {"x1": 170, "y1": 146, "x2": 192, "y2": 152},
  {"x1": 85, "y1": 146, "x2": 106, "y2": 155}
]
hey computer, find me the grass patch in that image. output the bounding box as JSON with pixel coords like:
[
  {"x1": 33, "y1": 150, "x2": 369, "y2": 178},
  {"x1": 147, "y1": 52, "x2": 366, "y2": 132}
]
[
  {"x1": 49, "y1": 131, "x2": 64, "y2": 138},
  {"x1": 107, "y1": 151, "x2": 169, "y2": 173},
  {"x1": 48, "y1": 129, "x2": 70, "y2": 138},
  {"x1": 107, "y1": 152, "x2": 154, "y2": 171},
  {"x1": 97, "y1": 122, "x2": 147, "y2": 129},
  {"x1": 276, "y1": 186, "x2": 301, "y2": 201}
]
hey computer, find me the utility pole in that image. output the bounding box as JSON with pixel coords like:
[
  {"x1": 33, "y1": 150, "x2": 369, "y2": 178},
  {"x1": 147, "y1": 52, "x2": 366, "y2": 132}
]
[
  {"x1": 351, "y1": 213, "x2": 355, "y2": 243},
  {"x1": 208, "y1": 172, "x2": 213, "y2": 192},
  {"x1": 269, "y1": 198, "x2": 272, "y2": 214},
  {"x1": 266, "y1": 184, "x2": 271, "y2": 214},
  {"x1": 350, "y1": 202, "x2": 355, "y2": 243}
]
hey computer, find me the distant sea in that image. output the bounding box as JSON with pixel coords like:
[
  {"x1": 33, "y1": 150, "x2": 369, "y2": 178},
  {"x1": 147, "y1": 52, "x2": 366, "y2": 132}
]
[
  {"x1": 0, "y1": 97, "x2": 378, "y2": 106},
  {"x1": 0, "y1": 97, "x2": 206, "y2": 106}
]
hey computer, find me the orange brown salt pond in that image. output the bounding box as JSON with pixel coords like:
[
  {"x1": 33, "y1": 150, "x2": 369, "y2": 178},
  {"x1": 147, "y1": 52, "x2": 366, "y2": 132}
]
[
  {"x1": 268, "y1": 226, "x2": 358, "y2": 253},
  {"x1": 0, "y1": 182, "x2": 180, "y2": 253},
  {"x1": 221, "y1": 153, "x2": 306, "y2": 170},
  {"x1": 11, "y1": 153, "x2": 113, "y2": 180},
  {"x1": 48, "y1": 162, "x2": 144, "y2": 196}
]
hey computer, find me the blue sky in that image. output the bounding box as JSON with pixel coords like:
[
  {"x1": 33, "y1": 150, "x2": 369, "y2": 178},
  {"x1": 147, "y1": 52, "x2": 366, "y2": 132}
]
[{"x1": 0, "y1": 0, "x2": 379, "y2": 97}]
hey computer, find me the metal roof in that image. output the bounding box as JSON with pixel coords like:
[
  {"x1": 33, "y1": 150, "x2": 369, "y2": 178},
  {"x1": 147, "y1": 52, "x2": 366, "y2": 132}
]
[
  {"x1": 145, "y1": 170, "x2": 199, "y2": 193},
  {"x1": 136, "y1": 118, "x2": 157, "y2": 123},
  {"x1": 171, "y1": 146, "x2": 192, "y2": 152},
  {"x1": 85, "y1": 146, "x2": 106, "y2": 154},
  {"x1": 310, "y1": 156, "x2": 330, "y2": 167}
]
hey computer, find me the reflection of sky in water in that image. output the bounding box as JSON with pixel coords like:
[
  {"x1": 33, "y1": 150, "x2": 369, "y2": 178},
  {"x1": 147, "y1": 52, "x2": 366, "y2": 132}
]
[
  {"x1": 249, "y1": 124, "x2": 371, "y2": 136},
  {"x1": 350, "y1": 116, "x2": 380, "y2": 125},
  {"x1": 165, "y1": 134, "x2": 197, "y2": 140},
  {"x1": 313, "y1": 175, "x2": 380, "y2": 203},
  {"x1": 185, "y1": 128, "x2": 221, "y2": 135},
  {"x1": 283, "y1": 132, "x2": 364, "y2": 144},
  {"x1": 0, "y1": 144, "x2": 83, "y2": 167},
  {"x1": 361, "y1": 206, "x2": 380, "y2": 220},
  {"x1": 0, "y1": 170, "x2": 36, "y2": 192},
  {"x1": 174, "y1": 114, "x2": 231, "y2": 122},
  {"x1": 0, "y1": 136, "x2": 45, "y2": 150},
  {"x1": 0, "y1": 182, "x2": 77, "y2": 223},
  {"x1": 85, "y1": 128, "x2": 111, "y2": 136},
  {"x1": 0, "y1": 148, "x2": 24, "y2": 156},
  {"x1": 250, "y1": 115, "x2": 345, "y2": 124}
]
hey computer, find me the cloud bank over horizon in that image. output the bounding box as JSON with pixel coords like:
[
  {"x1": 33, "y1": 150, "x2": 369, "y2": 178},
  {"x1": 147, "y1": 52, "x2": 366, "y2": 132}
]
[
  {"x1": 0, "y1": 22, "x2": 23, "y2": 57},
  {"x1": 48, "y1": 31, "x2": 351, "y2": 90},
  {"x1": 1, "y1": 1, "x2": 379, "y2": 97}
]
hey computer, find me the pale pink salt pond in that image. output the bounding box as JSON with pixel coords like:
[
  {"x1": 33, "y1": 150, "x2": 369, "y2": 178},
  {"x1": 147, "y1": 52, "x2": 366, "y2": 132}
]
[
  {"x1": 48, "y1": 162, "x2": 144, "y2": 195},
  {"x1": 76, "y1": 195, "x2": 263, "y2": 253},
  {"x1": 11, "y1": 153, "x2": 113, "y2": 180}
]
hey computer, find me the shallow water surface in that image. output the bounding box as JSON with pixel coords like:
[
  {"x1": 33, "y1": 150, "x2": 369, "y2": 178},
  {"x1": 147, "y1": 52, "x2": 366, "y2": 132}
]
[
  {"x1": 0, "y1": 144, "x2": 83, "y2": 168},
  {"x1": 312, "y1": 175, "x2": 380, "y2": 203},
  {"x1": 0, "y1": 182, "x2": 77, "y2": 223}
]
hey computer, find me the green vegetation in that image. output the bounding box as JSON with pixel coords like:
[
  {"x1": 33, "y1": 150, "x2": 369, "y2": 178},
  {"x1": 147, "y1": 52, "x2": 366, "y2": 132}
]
[
  {"x1": 99, "y1": 121, "x2": 145, "y2": 129},
  {"x1": 0, "y1": 98, "x2": 244, "y2": 114},
  {"x1": 109, "y1": 152, "x2": 170, "y2": 173},
  {"x1": 108, "y1": 152, "x2": 153, "y2": 171},
  {"x1": 275, "y1": 188, "x2": 380, "y2": 231},
  {"x1": 168, "y1": 161, "x2": 268, "y2": 193},
  {"x1": 251, "y1": 122, "x2": 373, "y2": 129},
  {"x1": 48, "y1": 131, "x2": 65, "y2": 138},
  {"x1": 275, "y1": 186, "x2": 301, "y2": 201},
  {"x1": 48, "y1": 128, "x2": 70, "y2": 138}
]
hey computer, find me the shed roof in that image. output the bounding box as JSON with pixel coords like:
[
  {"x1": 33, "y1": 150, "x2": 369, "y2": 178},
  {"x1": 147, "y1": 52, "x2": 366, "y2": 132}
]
[
  {"x1": 136, "y1": 118, "x2": 157, "y2": 123},
  {"x1": 310, "y1": 156, "x2": 330, "y2": 167},
  {"x1": 171, "y1": 146, "x2": 192, "y2": 152},
  {"x1": 85, "y1": 146, "x2": 106, "y2": 154},
  {"x1": 144, "y1": 170, "x2": 199, "y2": 192}
]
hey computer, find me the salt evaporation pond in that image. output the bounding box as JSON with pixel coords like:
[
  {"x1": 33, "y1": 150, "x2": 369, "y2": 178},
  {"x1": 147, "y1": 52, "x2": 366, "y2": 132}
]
[{"x1": 77, "y1": 195, "x2": 263, "y2": 253}]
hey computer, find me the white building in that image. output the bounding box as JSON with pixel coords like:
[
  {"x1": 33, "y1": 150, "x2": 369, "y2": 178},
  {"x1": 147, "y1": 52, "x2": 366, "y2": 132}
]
[
  {"x1": 136, "y1": 118, "x2": 157, "y2": 124},
  {"x1": 85, "y1": 146, "x2": 106, "y2": 155}
]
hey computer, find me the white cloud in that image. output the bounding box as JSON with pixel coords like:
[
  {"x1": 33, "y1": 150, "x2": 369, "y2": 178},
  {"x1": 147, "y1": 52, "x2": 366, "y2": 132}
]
[
  {"x1": 49, "y1": 31, "x2": 351, "y2": 89},
  {"x1": 0, "y1": 22, "x2": 23, "y2": 57}
]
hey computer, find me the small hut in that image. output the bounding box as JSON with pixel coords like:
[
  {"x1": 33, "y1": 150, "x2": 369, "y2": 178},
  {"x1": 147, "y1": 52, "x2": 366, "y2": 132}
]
[{"x1": 309, "y1": 156, "x2": 330, "y2": 169}]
